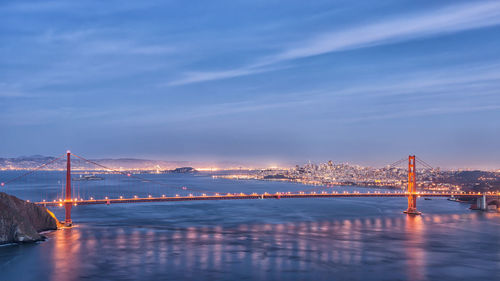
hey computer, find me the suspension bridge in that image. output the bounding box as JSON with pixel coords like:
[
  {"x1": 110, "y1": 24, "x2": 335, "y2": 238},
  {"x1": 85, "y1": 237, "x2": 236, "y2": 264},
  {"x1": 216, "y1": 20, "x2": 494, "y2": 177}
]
[{"x1": 1, "y1": 151, "x2": 498, "y2": 227}]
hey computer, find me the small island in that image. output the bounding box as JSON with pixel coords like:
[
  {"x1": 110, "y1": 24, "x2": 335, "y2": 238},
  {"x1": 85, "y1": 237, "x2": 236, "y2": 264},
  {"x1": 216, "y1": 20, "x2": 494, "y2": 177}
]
[
  {"x1": 167, "y1": 167, "x2": 198, "y2": 173},
  {"x1": 0, "y1": 192, "x2": 58, "y2": 245}
]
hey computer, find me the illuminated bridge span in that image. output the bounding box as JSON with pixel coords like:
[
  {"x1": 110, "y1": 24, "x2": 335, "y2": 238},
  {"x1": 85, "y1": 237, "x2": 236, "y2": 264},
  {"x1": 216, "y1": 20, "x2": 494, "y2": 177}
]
[
  {"x1": 36, "y1": 192, "x2": 488, "y2": 207},
  {"x1": 1, "y1": 151, "x2": 498, "y2": 227}
]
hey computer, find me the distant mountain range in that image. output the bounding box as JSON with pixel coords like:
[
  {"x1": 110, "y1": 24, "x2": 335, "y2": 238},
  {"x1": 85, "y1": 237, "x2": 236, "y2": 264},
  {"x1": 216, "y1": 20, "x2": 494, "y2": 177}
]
[
  {"x1": 0, "y1": 155, "x2": 196, "y2": 170},
  {"x1": 0, "y1": 155, "x2": 247, "y2": 170}
]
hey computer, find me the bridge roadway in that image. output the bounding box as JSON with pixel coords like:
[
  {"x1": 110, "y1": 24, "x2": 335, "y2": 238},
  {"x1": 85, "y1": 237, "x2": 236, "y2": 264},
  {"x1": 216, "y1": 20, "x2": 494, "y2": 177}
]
[{"x1": 35, "y1": 192, "x2": 495, "y2": 207}]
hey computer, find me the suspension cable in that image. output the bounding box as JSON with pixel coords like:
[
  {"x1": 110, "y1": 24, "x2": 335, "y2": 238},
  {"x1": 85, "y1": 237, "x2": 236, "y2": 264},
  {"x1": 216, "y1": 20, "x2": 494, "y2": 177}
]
[
  {"x1": 415, "y1": 157, "x2": 434, "y2": 170},
  {"x1": 387, "y1": 157, "x2": 407, "y2": 168},
  {"x1": 70, "y1": 153, "x2": 218, "y2": 195},
  {"x1": 1, "y1": 154, "x2": 66, "y2": 186}
]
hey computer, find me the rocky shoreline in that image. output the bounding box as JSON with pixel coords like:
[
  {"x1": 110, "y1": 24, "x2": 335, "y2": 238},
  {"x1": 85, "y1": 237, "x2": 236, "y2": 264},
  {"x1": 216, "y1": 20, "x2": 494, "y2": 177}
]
[{"x1": 0, "y1": 192, "x2": 58, "y2": 245}]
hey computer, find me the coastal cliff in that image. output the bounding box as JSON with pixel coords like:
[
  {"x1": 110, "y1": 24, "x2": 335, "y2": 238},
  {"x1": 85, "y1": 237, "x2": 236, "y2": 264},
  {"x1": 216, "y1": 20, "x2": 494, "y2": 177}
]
[{"x1": 0, "y1": 192, "x2": 58, "y2": 245}]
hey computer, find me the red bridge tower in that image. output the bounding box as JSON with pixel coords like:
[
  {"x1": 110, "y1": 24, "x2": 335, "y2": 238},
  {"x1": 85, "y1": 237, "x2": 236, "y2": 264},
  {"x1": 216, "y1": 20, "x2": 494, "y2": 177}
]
[
  {"x1": 64, "y1": 151, "x2": 73, "y2": 226},
  {"x1": 404, "y1": 155, "x2": 421, "y2": 215}
]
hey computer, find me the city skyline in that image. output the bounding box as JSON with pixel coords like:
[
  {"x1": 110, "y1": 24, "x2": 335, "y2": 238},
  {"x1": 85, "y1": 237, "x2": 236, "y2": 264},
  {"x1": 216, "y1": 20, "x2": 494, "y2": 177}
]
[{"x1": 1, "y1": 0, "x2": 500, "y2": 169}]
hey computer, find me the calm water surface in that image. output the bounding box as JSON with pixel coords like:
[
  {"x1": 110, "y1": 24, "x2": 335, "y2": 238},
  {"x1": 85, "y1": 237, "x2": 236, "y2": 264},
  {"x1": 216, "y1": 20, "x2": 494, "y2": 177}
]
[{"x1": 0, "y1": 172, "x2": 499, "y2": 280}]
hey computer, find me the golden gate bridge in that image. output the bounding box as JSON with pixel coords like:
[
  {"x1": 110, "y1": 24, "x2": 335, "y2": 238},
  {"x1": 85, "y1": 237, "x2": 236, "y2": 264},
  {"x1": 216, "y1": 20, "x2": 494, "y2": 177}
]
[{"x1": 1, "y1": 151, "x2": 498, "y2": 227}]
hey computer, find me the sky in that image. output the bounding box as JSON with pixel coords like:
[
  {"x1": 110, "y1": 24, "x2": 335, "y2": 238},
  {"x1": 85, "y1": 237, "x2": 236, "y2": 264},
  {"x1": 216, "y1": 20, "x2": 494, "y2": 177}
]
[{"x1": 1, "y1": 0, "x2": 500, "y2": 169}]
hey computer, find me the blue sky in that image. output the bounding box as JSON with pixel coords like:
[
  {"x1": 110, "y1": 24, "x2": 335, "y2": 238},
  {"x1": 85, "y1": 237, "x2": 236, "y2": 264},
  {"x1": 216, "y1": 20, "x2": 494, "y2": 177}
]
[{"x1": 1, "y1": 0, "x2": 500, "y2": 169}]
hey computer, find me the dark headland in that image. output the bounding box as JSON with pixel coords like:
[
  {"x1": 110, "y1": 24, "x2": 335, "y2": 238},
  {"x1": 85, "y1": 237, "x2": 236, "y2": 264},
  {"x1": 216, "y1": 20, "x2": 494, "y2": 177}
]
[{"x1": 0, "y1": 192, "x2": 58, "y2": 245}]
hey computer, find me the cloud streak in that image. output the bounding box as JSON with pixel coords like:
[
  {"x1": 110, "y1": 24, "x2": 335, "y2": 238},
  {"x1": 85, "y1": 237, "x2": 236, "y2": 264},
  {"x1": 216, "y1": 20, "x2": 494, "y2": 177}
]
[
  {"x1": 167, "y1": 65, "x2": 284, "y2": 86},
  {"x1": 179, "y1": 62, "x2": 500, "y2": 123},
  {"x1": 273, "y1": 1, "x2": 500, "y2": 61},
  {"x1": 339, "y1": 104, "x2": 500, "y2": 124},
  {"x1": 122, "y1": 61, "x2": 500, "y2": 126},
  {"x1": 170, "y1": 1, "x2": 500, "y2": 85}
]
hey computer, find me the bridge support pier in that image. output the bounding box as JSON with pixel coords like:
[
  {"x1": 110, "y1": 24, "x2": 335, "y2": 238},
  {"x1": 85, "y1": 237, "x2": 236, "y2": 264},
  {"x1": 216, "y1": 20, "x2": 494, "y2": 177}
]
[
  {"x1": 475, "y1": 195, "x2": 487, "y2": 211},
  {"x1": 404, "y1": 155, "x2": 421, "y2": 215},
  {"x1": 64, "y1": 151, "x2": 73, "y2": 227},
  {"x1": 404, "y1": 194, "x2": 421, "y2": 215}
]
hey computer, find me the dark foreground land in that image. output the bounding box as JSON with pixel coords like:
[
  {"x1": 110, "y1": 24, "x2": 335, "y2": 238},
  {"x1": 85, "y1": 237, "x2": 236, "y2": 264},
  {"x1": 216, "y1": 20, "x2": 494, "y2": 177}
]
[{"x1": 0, "y1": 192, "x2": 57, "y2": 245}]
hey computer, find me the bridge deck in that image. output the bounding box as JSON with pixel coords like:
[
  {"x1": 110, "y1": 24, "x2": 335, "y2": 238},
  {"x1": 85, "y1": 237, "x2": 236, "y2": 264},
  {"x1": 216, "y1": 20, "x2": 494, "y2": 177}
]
[{"x1": 35, "y1": 192, "x2": 495, "y2": 207}]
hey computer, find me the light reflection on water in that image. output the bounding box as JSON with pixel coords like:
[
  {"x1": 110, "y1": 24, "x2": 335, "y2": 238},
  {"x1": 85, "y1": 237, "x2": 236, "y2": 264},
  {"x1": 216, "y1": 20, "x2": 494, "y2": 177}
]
[
  {"x1": 1, "y1": 213, "x2": 487, "y2": 281},
  {"x1": 1, "y1": 173, "x2": 499, "y2": 280},
  {"x1": 405, "y1": 215, "x2": 426, "y2": 281}
]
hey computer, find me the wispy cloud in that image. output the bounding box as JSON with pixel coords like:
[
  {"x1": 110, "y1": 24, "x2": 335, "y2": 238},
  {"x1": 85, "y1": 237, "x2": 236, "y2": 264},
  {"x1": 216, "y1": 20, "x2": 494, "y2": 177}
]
[
  {"x1": 117, "y1": 62, "x2": 500, "y2": 126},
  {"x1": 4, "y1": 59, "x2": 499, "y2": 127},
  {"x1": 167, "y1": 65, "x2": 284, "y2": 86},
  {"x1": 81, "y1": 40, "x2": 176, "y2": 55},
  {"x1": 335, "y1": 103, "x2": 500, "y2": 124},
  {"x1": 174, "y1": 62, "x2": 500, "y2": 124},
  {"x1": 0, "y1": 28, "x2": 177, "y2": 93},
  {"x1": 170, "y1": 1, "x2": 500, "y2": 85},
  {"x1": 0, "y1": 0, "x2": 162, "y2": 15},
  {"x1": 38, "y1": 29, "x2": 96, "y2": 43},
  {"x1": 37, "y1": 29, "x2": 176, "y2": 56},
  {"x1": 0, "y1": 1, "x2": 74, "y2": 13},
  {"x1": 322, "y1": 62, "x2": 500, "y2": 100},
  {"x1": 272, "y1": 1, "x2": 500, "y2": 61}
]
